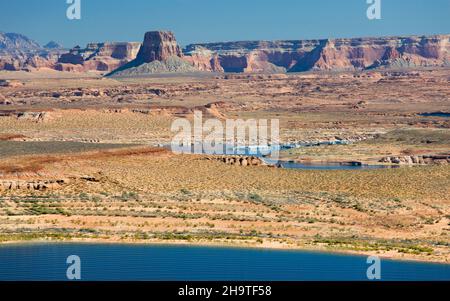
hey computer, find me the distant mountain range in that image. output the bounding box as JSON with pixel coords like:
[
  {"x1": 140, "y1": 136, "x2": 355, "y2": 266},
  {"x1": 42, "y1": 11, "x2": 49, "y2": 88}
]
[
  {"x1": 0, "y1": 32, "x2": 41, "y2": 54},
  {"x1": 0, "y1": 30, "x2": 449, "y2": 74},
  {"x1": 0, "y1": 32, "x2": 65, "y2": 71}
]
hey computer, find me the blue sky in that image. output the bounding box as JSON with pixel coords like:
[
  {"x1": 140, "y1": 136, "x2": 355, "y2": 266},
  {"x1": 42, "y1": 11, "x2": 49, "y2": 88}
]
[{"x1": 1, "y1": 0, "x2": 449, "y2": 47}]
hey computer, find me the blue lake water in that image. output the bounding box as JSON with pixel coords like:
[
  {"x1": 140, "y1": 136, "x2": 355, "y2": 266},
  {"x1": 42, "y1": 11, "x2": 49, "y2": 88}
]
[
  {"x1": 0, "y1": 243, "x2": 448, "y2": 281},
  {"x1": 265, "y1": 160, "x2": 399, "y2": 170},
  {"x1": 419, "y1": 112, "x2": 450, "y2": 118},
  {"x1": 167, "y1": 144, "x2": 395, "y2": 170}
]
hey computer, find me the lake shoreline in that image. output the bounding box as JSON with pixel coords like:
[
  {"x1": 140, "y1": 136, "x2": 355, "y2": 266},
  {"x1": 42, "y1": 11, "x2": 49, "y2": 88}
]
[{"x1": 1, "y1": 237, "x2": 448, "y2": 266}]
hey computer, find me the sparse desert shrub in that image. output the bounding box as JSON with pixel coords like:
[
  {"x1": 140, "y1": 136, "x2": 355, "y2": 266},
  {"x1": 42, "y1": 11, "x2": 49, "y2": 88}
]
[
  {"x1": 248, "y1": 193, "x2": 262, "y2": 202},
  {"x1": 180, "y1": 188, "x2": 191, "y2": 195}
]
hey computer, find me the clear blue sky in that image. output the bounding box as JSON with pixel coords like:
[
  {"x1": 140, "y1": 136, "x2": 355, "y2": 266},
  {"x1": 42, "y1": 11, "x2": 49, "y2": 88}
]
[{"x1": 1, "y1": 0, "x2": 449, "y2": 48}]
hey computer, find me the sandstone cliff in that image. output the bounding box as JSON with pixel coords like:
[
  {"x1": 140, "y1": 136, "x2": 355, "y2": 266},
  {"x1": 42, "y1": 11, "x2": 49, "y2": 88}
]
[
  {"x1": 136, "y1": 31, "x2": 182, "y2": 63},
  {"x1": 108, "y1": 31, "x2": 196, "y2": 77},
  {"x1": 1, "y1": 31, "x2": 449, "y2": 74},
  {"x1": 56, "y1": 42, "x2": 142, "y2": 72},
  {"x1": 184, "y1": 35, "x2": 450, "y2": 73},
  {"x1": 0, "y1": 31, "x2": 141, "y2": 73},
  {"x1": 182, "y1": 46, "x2": 224, "y2": 72}
]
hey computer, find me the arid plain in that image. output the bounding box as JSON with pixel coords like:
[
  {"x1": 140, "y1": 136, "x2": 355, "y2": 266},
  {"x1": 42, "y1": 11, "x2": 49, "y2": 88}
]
[{"x1": 0, "y1": 68, "x2": 449, "y2": 263}]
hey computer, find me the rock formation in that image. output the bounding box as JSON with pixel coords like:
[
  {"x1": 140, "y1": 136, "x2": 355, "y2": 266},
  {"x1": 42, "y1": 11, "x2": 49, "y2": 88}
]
[
  {"x1": 379, "y1": 154, "x2": 450, "y2": 165},
  {"x1": 0, "y1": 32, "x2": 41, "y2": 54},
  {"x1": 0, "y1": 93, "x2": 11, "y2": 105},
  {"x1": 43, "y1": 41, "x2": 63, "y2": 49},
  {"x1": 136, "y1": 31, "x2": 182, "y2": 63},
  {"x1": 108, "y1": 31, "x2": 196, "y2": 76},
  {"x1": 24, "y1": 55, "x2": 55, "y2": 69},
  {"x1": 56, "y1": 42, "x2": 142, "y2": 72},
  {"x1": 0, "y1": 31, "x2": 141, "y2": 72},
  {"x1": 0, "y1": 32, "x2": 63, "y2": 71},
  {"x1": 207, "y1": 155, "x2": 264, "y2": 167},
  {"x1": 1, "y1": 30, "x2": 449, "y2": 74},
  {"x1": 183, "y1": 46, "x2": 224, "y2": 72},
  {"x1": 184, "y1": 35, "x2": 450, "y2": 73},
  {"x1": 0, "y1": 79, "x2": 23, "y2": 87},
  {"x1": 0, "y1": 179, "x2": 68, "y2": 191}
]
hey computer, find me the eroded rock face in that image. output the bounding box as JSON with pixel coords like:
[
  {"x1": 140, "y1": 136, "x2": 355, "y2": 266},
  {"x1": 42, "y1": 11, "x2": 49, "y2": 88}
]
[
  {"x1": 0, "y1": 56, "x2": 27, "y2": 71},
  {"x1": 0, "y1": 179, "x2": 69, "y2": 191},
  {"x1": 58, "y1": 52, "x2": 84, "y2": 65},
  {"x1": 25, "y1": 55, "x2": 56, "y2": 69},
  {"x1": 16, "y1": 112, "x2": 50, "y2": 122},
  {"x1": 2, "y1": 31, "x2": 450, "y2": 73},
  {"x1": 0, "y1": 32, "x2": 142, "y2": 72},
  {"x1": 136, "y1": 31, "x2": 182, "y2": 63},
  {"x1": 207, "y1": 156, "x2": 264, "y2": 167},
  {"x1": 379, "y1": 155, "x2": 450, "y2": 165},
  {"x1": 57, "y1": 42, "x2": 142, "y2": 72},
  {"x1": 184, "y1": 35, "x2": 450, "y2": 73},
  {"x1": 0, "y1": 32, "x2": 66, "y2": 71},
  {"x1": 0, "y1": 32, "x2": 41, "y2": 54},
  {"x1": 86, "y1": 42, "x2": 142, "y2": 60},
  {"x1": 183, "y1": 46, "x2": 224, "y2": 72},
  {"x1": 0, "y1": 79, "x2": 23, "y2": 88},
  {"x1": 0, "y1": 93, "x2": 12, "y2": 105},
  {"x1": 108, "y1": 31, "x2": 199, "y2": 76}
]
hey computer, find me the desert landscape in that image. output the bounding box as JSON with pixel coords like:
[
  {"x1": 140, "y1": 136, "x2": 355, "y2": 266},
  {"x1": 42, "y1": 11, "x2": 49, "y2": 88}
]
[{"x1": 0, "y1": 29, "x2": 449, "y2": 264}]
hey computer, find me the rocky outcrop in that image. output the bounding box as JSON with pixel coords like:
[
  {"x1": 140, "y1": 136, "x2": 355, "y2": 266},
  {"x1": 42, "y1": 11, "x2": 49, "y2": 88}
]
[
  {"x1": 0, "y1": 55, "x2": 29, "y2": 71},
  {"x1": 136, "y1": 31, "x2": 182, "y2": 63},
  {"x1": 0, "y1": 31, "x2": 141, "y2": 72},
  {"x1": 57, "y1": 51, "x2": 84, "y2": 65},
  {"x1": 2, "y1": 31, "x2": 449, "y2": 74},
  {"x1": 0, "y1": 79, "x2": 23, "y2": 87},
  {"x1": 0, "y1": 32, "x2": 65, "y2": 71},
  {"x1": 24, "y1": 55, "x2": 55, "y2": 69},
  {"x1": 0, "y1": 179, "x2": 69, "y2": 191},
  {"x1": 84, "y1": 42, "x2": 141, "y2": 60},
  {"x1": 207, "y1": 155, "x2": 264, "y2": 166},
  {"x1": 379, "y1": 155, "x2": 450, "y2": 165},
  {"x1": 57, "y1": 42, "x2": 142, "y2": 72},
  {"x1": 0, "y1": 93, "x2": 11, "y2": 105},
  {"x1": 0, "y1": 32, "x2": 41, "y2": 54},
  {"x1": 43, "y1": 41, "x2": 63, "y2": 49},
  {"x1": 16, "y1": 111, "x2": 50, "y2": 122},
  {"x1": 184, "y1": 35, "x2": 450, "y2": 73},
  {"x1": 183, "y1": 46, "x2": 223, "y2": 72},
  {"x1": 108, "y1": 56, "x2": 197, "y2": 76},
  {"x1": 108, "y1": 31, "x2": 197, "y2": 76}
]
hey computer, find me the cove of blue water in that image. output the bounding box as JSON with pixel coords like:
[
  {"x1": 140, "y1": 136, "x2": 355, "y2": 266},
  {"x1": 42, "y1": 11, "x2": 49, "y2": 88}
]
[
  {"x1": 275, "y1": 161, "x2": 398, "y2": 170},
  {"x1": 167, "y1": 144, "x2": 394, "y2": 170},
  {"x1": 419, "y1": 112, "x2": 450, "y2": 118},
  {"x1": 0, "y1": 244, "x2": 448, "y2": 281}
]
